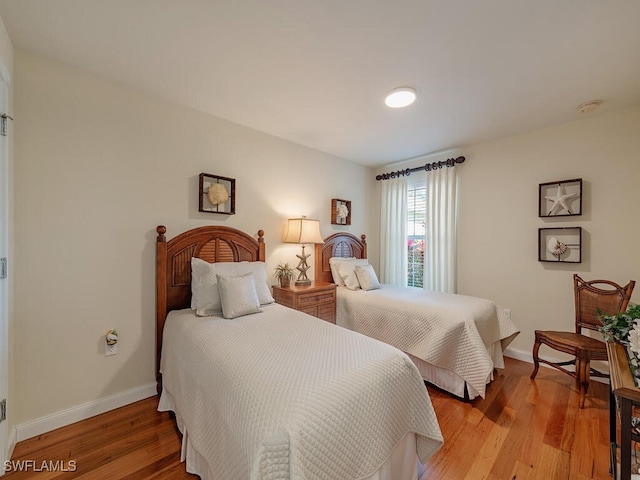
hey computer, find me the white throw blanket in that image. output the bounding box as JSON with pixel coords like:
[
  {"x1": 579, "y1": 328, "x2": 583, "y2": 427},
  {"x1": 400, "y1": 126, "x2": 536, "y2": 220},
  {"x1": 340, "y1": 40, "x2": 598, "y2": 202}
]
[
  {"x1": 159, "y1": 305, "x2": 443, "y2": 480},
  {"x1": 336, "y1": 286, "x2": 520, "y2": 398}
]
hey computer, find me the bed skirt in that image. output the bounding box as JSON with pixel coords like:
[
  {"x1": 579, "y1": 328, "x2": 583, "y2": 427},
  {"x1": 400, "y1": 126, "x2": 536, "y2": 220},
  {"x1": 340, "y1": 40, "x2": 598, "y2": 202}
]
[{"x1": 158, "y1": 389, "x2": 423, "y2": 480}]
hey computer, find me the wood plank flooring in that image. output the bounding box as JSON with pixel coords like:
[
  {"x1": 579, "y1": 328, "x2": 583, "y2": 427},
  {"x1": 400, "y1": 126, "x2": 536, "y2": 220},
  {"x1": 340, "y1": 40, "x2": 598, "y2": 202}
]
[{"x1": 5, "y1": 358, "x2": 611, "y2": 479}]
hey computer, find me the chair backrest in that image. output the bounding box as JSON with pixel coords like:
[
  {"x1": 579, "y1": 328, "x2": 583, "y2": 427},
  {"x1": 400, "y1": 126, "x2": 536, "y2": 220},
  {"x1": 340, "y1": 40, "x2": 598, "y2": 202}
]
[{"x1": 574, "y1": 274, "x2": 635, "y2": 332}]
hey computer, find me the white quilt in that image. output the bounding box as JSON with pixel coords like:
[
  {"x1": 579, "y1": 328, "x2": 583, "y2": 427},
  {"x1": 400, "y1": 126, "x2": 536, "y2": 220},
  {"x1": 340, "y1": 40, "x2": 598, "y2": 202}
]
[
  {"x1": 159, "y1": 304, "x2": 443, "y2": 480},
  {"x1": 336, "y1": 286, "x2": 520, "y2": 399}
]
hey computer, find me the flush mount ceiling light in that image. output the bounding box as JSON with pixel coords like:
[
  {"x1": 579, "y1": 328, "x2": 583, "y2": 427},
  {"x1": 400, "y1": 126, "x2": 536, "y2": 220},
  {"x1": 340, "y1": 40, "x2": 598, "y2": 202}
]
[
  {"x1": 384, "y1": 87, "x2": 417, "y2": 108},
  {"x1": 577, "y1": 100, "x2": 602, "y2": 114}
]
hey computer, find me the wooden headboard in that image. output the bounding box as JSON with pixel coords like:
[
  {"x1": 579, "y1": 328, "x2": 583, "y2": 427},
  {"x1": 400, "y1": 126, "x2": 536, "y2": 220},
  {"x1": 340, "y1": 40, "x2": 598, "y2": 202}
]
[
  {"x1": 155, "y1": 225, "x2": 265, "y2": 392},
  {"x1": 314, "y1": 232, "x2": 367, "y2": 284}
]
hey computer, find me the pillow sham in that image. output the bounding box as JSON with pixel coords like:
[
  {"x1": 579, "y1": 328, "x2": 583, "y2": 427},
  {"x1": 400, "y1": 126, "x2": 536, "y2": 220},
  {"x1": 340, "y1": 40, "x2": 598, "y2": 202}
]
[
  {"x1": 336, "y1": 259, "x2": 370, "y2": 290},
  {"x1": 191, "y1": 259, "x2": 275, "y2": 317},
  {"x1": 328, "y1": 257, "x2": 356, "y2": 286},
  {"x1": 354, "y1": 264, "x2": 381, "y2": 291},
  {"x1": 217, "y1": 274, "x2": 262, "y2": 319},
  {"x1": 191, "y1": 257, "x2": 223, "y2": 316},
  {"x1": 212, "y1": 261, "x2": 275, "y2": 306}
]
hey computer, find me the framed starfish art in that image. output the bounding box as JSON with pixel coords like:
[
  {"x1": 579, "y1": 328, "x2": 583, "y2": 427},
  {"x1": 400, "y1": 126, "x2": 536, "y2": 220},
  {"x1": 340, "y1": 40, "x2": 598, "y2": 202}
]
[{"x1": 538, "y1": 178, "x2": 582, "y2": 217}]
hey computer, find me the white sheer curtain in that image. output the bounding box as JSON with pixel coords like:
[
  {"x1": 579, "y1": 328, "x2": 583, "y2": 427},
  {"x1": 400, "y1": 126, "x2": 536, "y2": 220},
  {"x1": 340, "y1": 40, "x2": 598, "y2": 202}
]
[
  {"x1": 423, "y1": 167, "x2": 457, "y2": 293},
  {"x1": 380, "y1": 177, "x2": 408, "y2": 286}
]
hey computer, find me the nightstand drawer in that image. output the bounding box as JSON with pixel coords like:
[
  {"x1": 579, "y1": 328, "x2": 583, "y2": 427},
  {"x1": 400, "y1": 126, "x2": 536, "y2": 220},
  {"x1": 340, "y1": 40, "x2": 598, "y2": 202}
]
[
  {"x1": 299, "y1": 306, "x2": 318, "y2": 317},
  {"x1": 297, "y1": 290, "x2": 335, "y2": 307},
  {"x1": 317, "y1": 303, "x2": 336, "y2": 323},
  {"x1": 272, "y1": 281, "x2": 336, "y2": 323}
]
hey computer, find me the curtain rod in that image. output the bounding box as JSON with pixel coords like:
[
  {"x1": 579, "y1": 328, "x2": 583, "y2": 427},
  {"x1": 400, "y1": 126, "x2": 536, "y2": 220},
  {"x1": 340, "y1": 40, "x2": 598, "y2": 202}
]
[{"x1": 375, "y1": 156, "x2": 465, "y2": 181}]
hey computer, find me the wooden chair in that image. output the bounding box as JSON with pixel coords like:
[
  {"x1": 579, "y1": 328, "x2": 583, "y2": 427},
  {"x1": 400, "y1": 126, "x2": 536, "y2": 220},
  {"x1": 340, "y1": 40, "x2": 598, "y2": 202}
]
[{"x1": 531, "y1": 274, "x2": 635, "y2": 408}]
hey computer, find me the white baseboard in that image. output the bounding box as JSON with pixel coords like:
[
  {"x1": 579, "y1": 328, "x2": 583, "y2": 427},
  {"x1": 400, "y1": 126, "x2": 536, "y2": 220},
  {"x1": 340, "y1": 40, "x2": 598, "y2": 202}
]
[
  {"x1": 15, "y1": 383, "x2": 157, "y2": 443},
  {"x1": 503, "y1": 347, "x2": 531, "y2": 363},
  {"x1": 7, "y1": 425, "x2": 16, "y2": 461}
]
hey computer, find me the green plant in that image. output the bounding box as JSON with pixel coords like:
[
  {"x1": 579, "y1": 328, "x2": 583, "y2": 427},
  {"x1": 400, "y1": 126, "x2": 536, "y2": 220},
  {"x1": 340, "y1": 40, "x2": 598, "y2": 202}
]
[
  {"x1": 597, "y1": 303, "x2": 640, "y2": 345},
  {"x1": 273, "y1": 263, "x2": 295, "y2": 281}
]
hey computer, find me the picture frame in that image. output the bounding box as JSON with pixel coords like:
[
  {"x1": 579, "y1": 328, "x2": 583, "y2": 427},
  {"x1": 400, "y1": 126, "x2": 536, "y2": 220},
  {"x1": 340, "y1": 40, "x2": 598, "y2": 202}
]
[
  {"x1": 538, "y1": 178, "x2": 582, "y2": 217},
  {"x1": 331, "y1": 198, "x2": 351, "y2": 225},
  {"x1": 538, "y1": 227, "x2": 582, "y2": 263},
  {"x1": 199, "y1": 173, "x2": 235, "y2": 215}
]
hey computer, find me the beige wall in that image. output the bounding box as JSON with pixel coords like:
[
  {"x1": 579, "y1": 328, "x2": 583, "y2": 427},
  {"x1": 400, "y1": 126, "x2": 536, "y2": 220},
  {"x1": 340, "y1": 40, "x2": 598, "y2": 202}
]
[
  {"x1": 378, "y1": 105, "x2": 640, "y2": 358},
  {"x1": 13, "y1": 50, "x2": 376, "y2": 426}
]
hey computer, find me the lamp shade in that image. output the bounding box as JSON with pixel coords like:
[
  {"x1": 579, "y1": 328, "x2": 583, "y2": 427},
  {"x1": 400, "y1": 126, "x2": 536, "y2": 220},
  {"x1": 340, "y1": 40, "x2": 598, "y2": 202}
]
[{"x1": 284, "y1": 217, "x2": 324, "y2": 244}]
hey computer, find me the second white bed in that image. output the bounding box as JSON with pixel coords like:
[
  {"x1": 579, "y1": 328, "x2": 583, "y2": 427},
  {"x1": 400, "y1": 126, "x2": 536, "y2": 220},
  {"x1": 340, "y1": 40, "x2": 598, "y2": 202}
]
[{"x1": 336, "y1": 285, "x2": 520, "y2": 399}]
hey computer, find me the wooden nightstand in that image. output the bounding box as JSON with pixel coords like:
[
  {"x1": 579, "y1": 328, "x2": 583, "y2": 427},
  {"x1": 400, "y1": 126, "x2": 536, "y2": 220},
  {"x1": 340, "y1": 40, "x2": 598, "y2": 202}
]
[{"x1": 272, "y1": 281, "x2": 336, "y2": 324}]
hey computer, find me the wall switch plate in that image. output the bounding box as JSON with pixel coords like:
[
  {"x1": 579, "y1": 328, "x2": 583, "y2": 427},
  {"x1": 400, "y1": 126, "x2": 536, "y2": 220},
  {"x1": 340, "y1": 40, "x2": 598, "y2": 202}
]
[{"x1": 105, "y1": 343, "x2": 117, "y2": 356}]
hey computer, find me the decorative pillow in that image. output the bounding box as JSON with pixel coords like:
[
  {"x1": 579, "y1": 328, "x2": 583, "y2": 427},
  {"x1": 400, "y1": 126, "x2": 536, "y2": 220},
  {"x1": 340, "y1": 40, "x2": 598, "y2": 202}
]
[
  {"x1": 191, "y1": 259, "x2": 275, "y2": 316},
  {"x1": 217, "y1": 274, "x2": 262, "y2": 319},
  {"x1": 212, "y1": 262, "x2": 275, "y2": 306},
  {"x1": 191, "y1": 257, "x2": 223, "y2": 316},
  {"x1": 354, "y1": 264, "x2": 381, "y2": 291},
  {"x1": 328, "y1": 257, "x2": 356, "y2": 286},
  {"x1": 336, "y1": 259, "x2": 370, "y2": 290}
]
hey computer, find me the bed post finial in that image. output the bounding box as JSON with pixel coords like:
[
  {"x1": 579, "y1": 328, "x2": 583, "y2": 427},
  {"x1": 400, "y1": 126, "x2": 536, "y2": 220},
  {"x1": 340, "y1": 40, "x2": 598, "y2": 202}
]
[
  {"x1": 257, "y1": 229, "x2": 266, "y2": 261},
  {"x1": 361, "y1": 234, "x2": 366, "y2": 244},
  {"x1": 157, "y1": 225, "x2": 166, "y2": 243}
]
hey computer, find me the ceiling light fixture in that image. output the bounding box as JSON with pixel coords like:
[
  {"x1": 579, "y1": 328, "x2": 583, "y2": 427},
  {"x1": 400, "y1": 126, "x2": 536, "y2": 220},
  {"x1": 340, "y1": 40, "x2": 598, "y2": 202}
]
[
  {"x1": 384, "y1": 87, "x2": 417, "y2": 108},
  {"x1": 577, "y1": 100, "x2": 602, "y2": 114}
]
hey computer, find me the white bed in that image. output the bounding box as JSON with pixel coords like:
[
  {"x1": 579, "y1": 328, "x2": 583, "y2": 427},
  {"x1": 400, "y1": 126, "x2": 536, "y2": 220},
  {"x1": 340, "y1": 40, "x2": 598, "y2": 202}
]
[
  {"x1": 316, "y1": 233, "x2": 519, "y2": 400},
  {"x1": 155, "y1": 225, "x2": 443, "y2": 480},
  {"x1": 336, "y1": 285, "x2": 519, "y2": 399}
]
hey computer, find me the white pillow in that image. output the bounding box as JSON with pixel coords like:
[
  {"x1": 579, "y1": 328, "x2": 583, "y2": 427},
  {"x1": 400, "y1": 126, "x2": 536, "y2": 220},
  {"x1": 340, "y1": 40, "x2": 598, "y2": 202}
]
[
  {"x1": 191, "y1": 259, "x2": 275, "y2": 317},
  {"x1": 217, "y1": 274, "x2": 262, "y2": 319},
  {"x1": 191, "y1": 257, "x2": 223, "y2": 316},
  {"x1": 212, "y1": 262, "x2": 274, "y2": 306},
  {"x1": 328, "y1": 257, "x2": 356, "y2": 286},
  {"x1": 354, "y1": 264, "x2": 381, "y2": 291},
  {"x1": 336, "y1": 259, "x2": 370, "y2": 290}
]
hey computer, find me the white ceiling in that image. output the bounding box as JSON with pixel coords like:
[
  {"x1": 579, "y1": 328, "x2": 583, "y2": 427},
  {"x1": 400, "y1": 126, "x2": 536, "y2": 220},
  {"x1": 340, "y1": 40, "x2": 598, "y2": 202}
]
[{"x1": 1, "y1": 0, "x2": 639, "y2": 167}]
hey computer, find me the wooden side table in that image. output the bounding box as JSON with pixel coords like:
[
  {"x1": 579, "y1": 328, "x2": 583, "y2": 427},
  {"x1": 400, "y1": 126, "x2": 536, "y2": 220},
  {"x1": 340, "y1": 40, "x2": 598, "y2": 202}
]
[
  {"x1": 607, "y1": 341, "x2": 640, "y2": 480},
  {"x1": 272, "y1": 281, "x2": 336, "y2": 323}
]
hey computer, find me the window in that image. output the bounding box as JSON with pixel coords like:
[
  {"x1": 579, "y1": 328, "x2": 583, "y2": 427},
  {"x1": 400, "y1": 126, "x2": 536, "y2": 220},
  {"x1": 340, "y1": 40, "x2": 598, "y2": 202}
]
[{"x1": 407, "y1": 184, "x2": 425, "y2": 288}]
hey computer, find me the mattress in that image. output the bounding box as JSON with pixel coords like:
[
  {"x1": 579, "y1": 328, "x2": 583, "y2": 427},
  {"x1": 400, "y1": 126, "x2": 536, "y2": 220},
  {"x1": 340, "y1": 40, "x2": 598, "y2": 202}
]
[
  {"x1": 336, "y1": 285, "x2": 520, "y2": 399},
  {"x1": 158, "y1": 304, "x2": 443, "y2": 480}
]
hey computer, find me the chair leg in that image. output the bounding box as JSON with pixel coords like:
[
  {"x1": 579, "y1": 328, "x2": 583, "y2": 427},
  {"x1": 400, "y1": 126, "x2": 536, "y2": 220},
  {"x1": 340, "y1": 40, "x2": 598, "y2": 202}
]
[
  {"x1": 576, "y1": 350, "x2": 590, "y2": 409},
  {"x1": 531, "y1": 336, "x2": 541, "y2": 380}
]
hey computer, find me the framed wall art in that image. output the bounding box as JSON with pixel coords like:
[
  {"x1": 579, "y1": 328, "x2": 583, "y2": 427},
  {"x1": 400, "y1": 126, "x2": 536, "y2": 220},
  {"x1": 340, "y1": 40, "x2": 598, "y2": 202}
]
[
  {"x1": 538, "y1": 178, "x2": 582, "y2": 217},
  {"x1": 538, "y1": 227, "x2": 582, "y2": 263},
  {"x1": 331, "y1": 198, "x2": 351, "y2": 225},
  {"x1": 199, "y1": 173, "x2": 235, "y2": 215}
]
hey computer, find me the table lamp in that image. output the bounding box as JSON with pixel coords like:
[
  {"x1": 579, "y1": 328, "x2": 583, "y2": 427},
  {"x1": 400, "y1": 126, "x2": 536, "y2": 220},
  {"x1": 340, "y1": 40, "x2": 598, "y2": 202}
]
[{"x1": 284, "y1": 216, "x2": 324, "y2": 285}]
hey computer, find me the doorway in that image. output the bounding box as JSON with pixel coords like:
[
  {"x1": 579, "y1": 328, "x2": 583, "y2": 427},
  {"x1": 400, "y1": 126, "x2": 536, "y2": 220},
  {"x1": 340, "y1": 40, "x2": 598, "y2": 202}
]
[{"x1": 0, "y1": 61, "x2": 10, "y2": 470}]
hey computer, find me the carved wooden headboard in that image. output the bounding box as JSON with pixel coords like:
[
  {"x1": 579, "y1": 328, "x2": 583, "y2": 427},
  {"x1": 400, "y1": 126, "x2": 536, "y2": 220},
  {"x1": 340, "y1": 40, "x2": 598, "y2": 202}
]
[
  {"x1": 314, "y1": 232, "x2": 367, "y2": 284},
  {"x1": 155, "y1": 225, "x2": 265, "y2": 391}
]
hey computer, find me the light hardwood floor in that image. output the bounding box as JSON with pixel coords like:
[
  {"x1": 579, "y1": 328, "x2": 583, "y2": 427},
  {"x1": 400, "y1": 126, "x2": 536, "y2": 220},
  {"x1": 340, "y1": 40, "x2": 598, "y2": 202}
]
[{"x1": 5, "y1": 358, "x2": 611, "y2": 479}]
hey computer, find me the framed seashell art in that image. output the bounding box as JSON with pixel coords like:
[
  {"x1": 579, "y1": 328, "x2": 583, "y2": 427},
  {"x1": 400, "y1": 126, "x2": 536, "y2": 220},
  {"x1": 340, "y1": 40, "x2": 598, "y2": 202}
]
[
  {"x1": 538, "y1": 227, "x2": 582, "y2": 263},
  {"x1": 199, "y1": 173, "x2": 235, "y2": 215},
  {"x1": 331, "y1": 198, "x2": 351, "y2": 225}
]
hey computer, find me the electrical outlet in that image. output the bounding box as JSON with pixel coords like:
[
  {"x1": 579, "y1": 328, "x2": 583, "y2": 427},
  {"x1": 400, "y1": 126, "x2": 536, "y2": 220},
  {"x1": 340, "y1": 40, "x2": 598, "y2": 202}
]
[
  {"x1": 105, "y1": 342, "x2": 117, "y2": 356},
  {"x1": 503, "y1": 309, "x2": 511, "y2": 320}
]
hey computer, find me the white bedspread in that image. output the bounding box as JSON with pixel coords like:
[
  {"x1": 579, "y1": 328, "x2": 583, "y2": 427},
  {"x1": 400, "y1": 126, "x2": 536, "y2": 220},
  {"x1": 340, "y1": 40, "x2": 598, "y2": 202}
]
[
  {"x1": 159, "y1": 304, "x2": 443, "y2": 480},
  {"x1": 336, "y1": 286, "x2": 520, "y2": 398}
]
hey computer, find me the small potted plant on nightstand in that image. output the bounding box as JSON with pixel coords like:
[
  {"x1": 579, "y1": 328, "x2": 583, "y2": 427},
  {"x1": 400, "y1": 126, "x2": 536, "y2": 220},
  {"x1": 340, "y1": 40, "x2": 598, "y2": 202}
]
[{"x1": 273, "y1": 262, "x2": 295, "y2": 288}]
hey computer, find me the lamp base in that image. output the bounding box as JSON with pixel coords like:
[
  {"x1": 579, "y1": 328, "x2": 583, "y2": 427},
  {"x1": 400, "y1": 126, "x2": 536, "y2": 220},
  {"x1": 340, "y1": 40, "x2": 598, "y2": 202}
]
[{"x1": 294, "y1": 244, "x2": 312, "y2": 286}]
